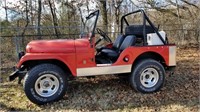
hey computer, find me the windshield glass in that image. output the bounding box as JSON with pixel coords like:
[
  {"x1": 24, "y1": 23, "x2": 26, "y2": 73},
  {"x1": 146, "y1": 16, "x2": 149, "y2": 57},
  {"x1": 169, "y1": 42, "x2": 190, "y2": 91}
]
[
  {"x1": 81, "y1": 10, "x2": 99, "y2": 38},
  {"x1": 84, "y1": 17, "x2": 96, "y2": 33}
]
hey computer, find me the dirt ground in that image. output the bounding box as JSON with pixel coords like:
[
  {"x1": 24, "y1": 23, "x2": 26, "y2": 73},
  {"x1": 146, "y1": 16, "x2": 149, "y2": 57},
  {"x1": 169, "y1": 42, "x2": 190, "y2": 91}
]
[{"x1": 0, "y1": 48, "x2": 199, "y2": 111}]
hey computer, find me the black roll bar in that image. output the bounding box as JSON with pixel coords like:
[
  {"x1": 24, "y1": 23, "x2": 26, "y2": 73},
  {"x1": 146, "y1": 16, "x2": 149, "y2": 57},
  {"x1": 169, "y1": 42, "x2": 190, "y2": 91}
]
[{"x1": 120, "y1": 9, "x2": 166, "y2": 45}]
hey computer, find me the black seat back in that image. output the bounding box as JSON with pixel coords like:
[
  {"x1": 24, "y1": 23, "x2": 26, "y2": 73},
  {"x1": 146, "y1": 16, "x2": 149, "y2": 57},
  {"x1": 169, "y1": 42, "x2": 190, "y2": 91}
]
[
  {"x1": 119, "y1": 35, "x2": 136, "y2": 51},
  {"x1": 125, "y1": 25, "x2": 156, "y2": 36},
  {"x1": 112, "y1": 34, "x2": 124, "y2": 50}
]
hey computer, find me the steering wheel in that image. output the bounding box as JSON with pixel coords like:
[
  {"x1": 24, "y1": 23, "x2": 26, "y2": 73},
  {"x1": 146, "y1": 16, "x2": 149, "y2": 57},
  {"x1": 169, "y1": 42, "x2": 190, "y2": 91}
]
[{"x1": 96, "y1": 28, "x2": 112, "y2": 43}]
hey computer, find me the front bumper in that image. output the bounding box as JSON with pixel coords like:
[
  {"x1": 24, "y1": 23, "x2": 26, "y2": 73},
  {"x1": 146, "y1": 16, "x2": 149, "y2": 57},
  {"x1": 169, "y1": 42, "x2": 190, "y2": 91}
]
[
  {"x1": 9, "y1": 70, "x2": 20, "y2": 81},
  {"x1": 9, "y1": 68, "x2": 26, "y2": 84}
]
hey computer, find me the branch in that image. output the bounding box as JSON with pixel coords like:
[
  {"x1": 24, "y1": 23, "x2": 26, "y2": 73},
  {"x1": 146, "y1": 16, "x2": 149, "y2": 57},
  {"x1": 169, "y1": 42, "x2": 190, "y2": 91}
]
[
  {"x1": 167, "y1": 0, "x2": 189, "y2": 10},
  {"x1": 145, "y1": 6, "x2": 184, "y2": 19},
  {"x1": 64, "y1": 2, "x2": 76, "y2": 10},
  {"x1": 180, "y1": 0, "x2": 200, "y2": 10},
  {"x1": 113, "y1": 0, "x2": 124, "y2": 9},
  {"x1": 155, "y1": 8, "x2": 183, "y2": 18}
]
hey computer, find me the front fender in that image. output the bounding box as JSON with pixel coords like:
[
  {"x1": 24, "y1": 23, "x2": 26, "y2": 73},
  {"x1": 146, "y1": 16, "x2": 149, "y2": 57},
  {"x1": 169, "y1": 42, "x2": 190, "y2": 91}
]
[{"x1": 17, "y1": 53, "x2": 77, "y2": 76}]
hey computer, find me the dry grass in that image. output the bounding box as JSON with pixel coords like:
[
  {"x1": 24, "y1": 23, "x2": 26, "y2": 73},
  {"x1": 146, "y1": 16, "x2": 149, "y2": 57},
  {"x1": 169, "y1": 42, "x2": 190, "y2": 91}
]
[{"x1": 0, "y1": 48, "x2": 199, "y2": 111}]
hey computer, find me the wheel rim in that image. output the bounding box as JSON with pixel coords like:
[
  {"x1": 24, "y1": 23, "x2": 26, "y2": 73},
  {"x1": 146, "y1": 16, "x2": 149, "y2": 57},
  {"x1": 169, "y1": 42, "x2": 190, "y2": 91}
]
[
  {"x1": 140, "y1": 68, "x2": 159, "y2": 88},
  {"x1": 35, "y1": 74, "x2": 59, "y2": 97}
]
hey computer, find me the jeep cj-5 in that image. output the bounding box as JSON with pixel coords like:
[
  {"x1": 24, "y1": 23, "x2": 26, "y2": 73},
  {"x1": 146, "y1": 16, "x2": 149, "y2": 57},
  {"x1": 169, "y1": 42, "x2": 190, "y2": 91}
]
[{"x1": 9, "y1": 9, "x2": 176, "y2": 105}]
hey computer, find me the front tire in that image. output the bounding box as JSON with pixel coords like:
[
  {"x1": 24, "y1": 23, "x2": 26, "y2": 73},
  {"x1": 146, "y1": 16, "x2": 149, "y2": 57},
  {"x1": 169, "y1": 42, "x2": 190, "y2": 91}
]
[
  {"x1": 24, "y1": 64, "x2": 67, "y2": 105},
  {"x1": 130, "y1": 59, "x2": 165, "y2": 93}
]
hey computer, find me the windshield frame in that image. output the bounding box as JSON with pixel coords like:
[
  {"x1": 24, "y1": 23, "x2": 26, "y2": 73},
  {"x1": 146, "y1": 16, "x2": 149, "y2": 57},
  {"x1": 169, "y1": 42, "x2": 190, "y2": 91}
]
[{"x1": 82, "y1": 10, "x2": 99, "y2": 41}]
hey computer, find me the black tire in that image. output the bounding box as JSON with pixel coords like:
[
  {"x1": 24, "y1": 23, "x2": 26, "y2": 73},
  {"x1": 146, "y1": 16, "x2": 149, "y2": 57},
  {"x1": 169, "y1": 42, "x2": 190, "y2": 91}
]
[
  {"x1": 125, "y1": 25, "x2": 156, "y2": 36},
  {"x1": 24, "y1": 64, "x2": 67, "y2": 105},
  {"x1": 130, "y1": 59, "x2": 165, "y2": 93}
]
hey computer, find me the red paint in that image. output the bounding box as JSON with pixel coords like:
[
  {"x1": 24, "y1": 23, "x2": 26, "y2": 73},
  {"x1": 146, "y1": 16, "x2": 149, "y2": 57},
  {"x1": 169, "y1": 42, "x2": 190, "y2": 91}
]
[
  {"x1": 75, "y1": 38, "x2": 96, "y2": 68},
  {"x1": 17, "y1": 53, "x2": 77, "y2": 75},
  {"x1": 113, "y1": 46, "x2": 170, "y2": 66},
  {"x1": 26, "y1": 39, "x2": 75, "y2": 53},
  {"x1": 16, "y1": 37, "x2": 175, "y2": 77}
]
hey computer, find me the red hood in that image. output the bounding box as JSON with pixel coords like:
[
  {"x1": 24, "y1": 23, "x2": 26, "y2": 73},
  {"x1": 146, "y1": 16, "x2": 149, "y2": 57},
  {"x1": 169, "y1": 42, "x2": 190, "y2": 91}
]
[
  {"x1": 26, "y1": 39, "x2": 75, "y2": 53},
  {"x1": 26, "y1": 39, "x2": 90, "y2": 53}
]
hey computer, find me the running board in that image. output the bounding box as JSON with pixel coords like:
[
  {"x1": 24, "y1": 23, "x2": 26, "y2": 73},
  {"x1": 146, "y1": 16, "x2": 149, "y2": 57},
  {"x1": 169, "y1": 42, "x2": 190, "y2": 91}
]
[{"x1": 76, "y1": 64, "x2": 132, "y2": 76}]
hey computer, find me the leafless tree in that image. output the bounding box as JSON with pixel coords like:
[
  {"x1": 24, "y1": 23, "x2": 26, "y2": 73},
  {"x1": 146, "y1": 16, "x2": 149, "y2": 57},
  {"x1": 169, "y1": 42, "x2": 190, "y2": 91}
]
[
  {"x1": 21, "y1": 0, "x2": 30, "y2": 47},
  {"x1": 113, "y1": 0, "x2": 124, "y2": 32},
  {"x1": 3, "y1": 0, "x2": 8, "y2": 21},
  {"x1": 37, "y1": 0, "x2": 42, "y2": 39},
  {"x1": 48, "y1": 0, "x2": 60, "y2": 38},
  {"x1": 98, "y1": 0, "x2": 108, "y2": 32}
]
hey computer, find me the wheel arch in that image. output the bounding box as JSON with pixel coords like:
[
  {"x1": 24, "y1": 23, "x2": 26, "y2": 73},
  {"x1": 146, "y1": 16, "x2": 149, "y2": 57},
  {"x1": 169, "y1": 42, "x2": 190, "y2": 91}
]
[
  {"x1": 22, "y1": 59, "x2": 74, "y2": 77},
  {"x1": 132, "y1": 51, "x2": 167, "y2": 70}
]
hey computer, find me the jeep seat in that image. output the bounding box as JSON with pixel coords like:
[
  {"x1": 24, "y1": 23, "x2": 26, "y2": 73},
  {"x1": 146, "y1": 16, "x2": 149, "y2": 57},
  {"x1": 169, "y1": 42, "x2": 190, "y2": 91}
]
[
  {"x1": 125, "y1": 25, "x2": 156, "y2": 36},
  {"x1": 101, "y1": 35, "x2": 136, "y2": 60},
  {"x1": 112, "y1": 34, "x2": 125, "y2": 50},
  {"x1": 96, "y1": 34, "x2": 124, "y2": 52}
]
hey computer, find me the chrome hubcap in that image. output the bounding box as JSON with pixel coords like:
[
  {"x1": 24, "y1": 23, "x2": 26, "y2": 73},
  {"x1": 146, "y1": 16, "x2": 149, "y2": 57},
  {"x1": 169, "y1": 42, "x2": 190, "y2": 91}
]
[
  {"x1": 35, "y1": 74, "x2": 59, "y2": 97},
  {"x1": 140, "y1": 68, "x2": 159, "y2": 88}
]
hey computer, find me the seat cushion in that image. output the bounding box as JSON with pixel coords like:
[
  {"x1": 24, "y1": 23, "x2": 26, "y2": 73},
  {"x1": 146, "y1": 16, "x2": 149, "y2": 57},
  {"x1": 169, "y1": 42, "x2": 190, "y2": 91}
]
[{"x1": 101, "y1": 49, "x2": 119, "y2": 59}]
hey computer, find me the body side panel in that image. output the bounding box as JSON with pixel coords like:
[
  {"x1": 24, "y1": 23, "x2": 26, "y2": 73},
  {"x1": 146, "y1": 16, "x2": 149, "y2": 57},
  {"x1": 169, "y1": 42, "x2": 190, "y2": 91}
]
[
  {"x1": 76, "y1": 45, "x2": 174, "y2": 76},
  {"x1": 75, "y1": 38, "x2": 96, "y2": 68},
  {"x1": 18, "y1": 45, "x2": 175, "y2": 77}
]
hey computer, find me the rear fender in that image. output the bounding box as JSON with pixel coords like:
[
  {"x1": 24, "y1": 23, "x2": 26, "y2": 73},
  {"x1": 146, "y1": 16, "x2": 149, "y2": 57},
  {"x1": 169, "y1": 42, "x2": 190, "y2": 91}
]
[{"x1": 113, "y1": 46, "x2": 174, "y2": 67}]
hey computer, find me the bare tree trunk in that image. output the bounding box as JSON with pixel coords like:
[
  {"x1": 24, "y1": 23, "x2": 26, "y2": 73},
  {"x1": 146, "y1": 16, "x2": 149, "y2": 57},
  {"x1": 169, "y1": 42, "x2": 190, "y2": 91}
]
[
  {"x1": 115, "y1": 8, "x2": 120, "y2": 33},
  {"x1": 66, "y1": 0, "x2": 71, "y2": 38},
  {"x1": 86, "y1": 0, "x2": 90, "y2": 14},
  {"x1": 21, "y1": 0, "x2": 29, "y2": 48},
  {"x1": 29, "y1": 0, "x2": 33, "y2": 25},
  {"x1": 113, "y1": 0, "x2": 123, "y2": 33},
  {"x1": 48, "y1": 0, "x2": 60, "y2": 38},
  {"x1": 4, "y1": 0, "x2": 8, "y2": 21},
  {"x1": 176, "y1": 0, "x2": 185, "y2": 45},
  {"x1": 37, "y1": 0, "x2": 42, "y2": 39},
  {"x1": 99, "y1": 0, "x2": 108, "y2": 32}
]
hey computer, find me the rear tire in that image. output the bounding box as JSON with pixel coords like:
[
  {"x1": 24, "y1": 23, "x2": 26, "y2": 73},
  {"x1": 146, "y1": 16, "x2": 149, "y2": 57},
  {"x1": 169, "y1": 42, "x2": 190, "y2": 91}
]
[
  {"x1": 24, "y1": 64, "x2": 67, "y2": 105},
  {"x1": 130, "y1": 59, "x2": 165, "y2": 93}
]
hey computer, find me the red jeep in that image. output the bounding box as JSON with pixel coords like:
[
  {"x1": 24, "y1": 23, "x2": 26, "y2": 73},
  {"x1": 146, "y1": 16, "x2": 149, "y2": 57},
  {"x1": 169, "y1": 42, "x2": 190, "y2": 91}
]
[{"x1": 9, "y1": 10, "x2": 176, "y2": 105}]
